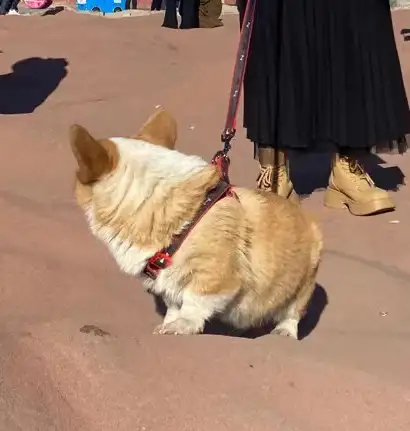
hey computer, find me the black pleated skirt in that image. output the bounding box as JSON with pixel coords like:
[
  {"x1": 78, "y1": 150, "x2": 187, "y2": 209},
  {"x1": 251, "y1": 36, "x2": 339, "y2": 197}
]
[{"x1": 237, "y1": 0, "x2": 410, "y2": 154}]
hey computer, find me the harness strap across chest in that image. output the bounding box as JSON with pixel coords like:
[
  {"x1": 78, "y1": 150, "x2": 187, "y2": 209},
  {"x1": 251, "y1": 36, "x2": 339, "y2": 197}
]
[{"x1": 143, "y1": 180, "x2": 236, "y2": 280}]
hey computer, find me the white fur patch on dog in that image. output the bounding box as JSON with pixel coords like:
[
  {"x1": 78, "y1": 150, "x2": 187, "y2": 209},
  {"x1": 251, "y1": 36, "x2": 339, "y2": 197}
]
[
  {"x1": 84, "y1": 137, "x2": 209, "y2": 277},
  {"x1": 85, "y1": 212, "x2": 156, "y2": 276}
]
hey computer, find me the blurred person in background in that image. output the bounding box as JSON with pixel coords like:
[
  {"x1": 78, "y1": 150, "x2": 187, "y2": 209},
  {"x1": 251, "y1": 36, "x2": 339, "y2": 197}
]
[
  {"x1": 199, "y1": 0, "x2": 223, "y2": 28},
  {"x1": 155, "y1": 0, "x2": 222, "y2": 29},
  {"x1": 161, "y1": 0, "x2": 199, "y2": 29},
  {"x1": 0, "y1": 0, "x2": 20, "y2": 15}
]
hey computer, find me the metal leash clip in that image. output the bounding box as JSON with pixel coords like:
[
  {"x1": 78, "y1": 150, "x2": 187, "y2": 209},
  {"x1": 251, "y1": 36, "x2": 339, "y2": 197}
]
[{"x1": 221, "y1": 128, "x2": 236, "y2": 154}]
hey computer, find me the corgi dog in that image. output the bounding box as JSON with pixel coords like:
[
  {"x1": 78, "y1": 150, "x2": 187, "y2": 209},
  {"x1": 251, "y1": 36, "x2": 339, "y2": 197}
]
[{"x1": 70, "y1": 108, "x2": 323, "y2": 339}]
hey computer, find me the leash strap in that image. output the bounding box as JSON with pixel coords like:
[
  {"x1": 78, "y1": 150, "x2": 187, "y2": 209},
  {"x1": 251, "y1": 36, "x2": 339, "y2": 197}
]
[
  {"x1": 143, "y1": 3, "x2": 257, "y2": 280},
  {"x1": 221, "y1": 0, "x2": 257, "y2": 152}
]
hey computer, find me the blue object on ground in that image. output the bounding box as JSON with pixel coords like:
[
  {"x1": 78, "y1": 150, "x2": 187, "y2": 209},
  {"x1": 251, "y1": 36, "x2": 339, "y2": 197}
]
[{"x1": 76, "y1": 0, "x2": 128, "y2": 14}]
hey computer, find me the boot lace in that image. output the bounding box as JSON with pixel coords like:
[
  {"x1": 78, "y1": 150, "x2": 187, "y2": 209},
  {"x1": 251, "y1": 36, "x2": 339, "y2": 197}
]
[
  {"x1": 342, "y1": 156, "x2": 375, "y2": 188},
  {"x1": 257, "y1": 165, "x2": 287, "y2": 192}
]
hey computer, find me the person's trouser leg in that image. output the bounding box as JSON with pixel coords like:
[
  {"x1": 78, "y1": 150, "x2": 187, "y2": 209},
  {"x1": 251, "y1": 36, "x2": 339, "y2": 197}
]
[
  {"x1": 9, "y1": 0, "x2": 19, "y2": 11},
  {"x1": 179, "y1": 0, "x2": 199, "y2": 29},
  {"x1": 151, "y1": 0, "x2": 163, "y2": 11},
  {"x1": 162, "y1": 0, "x2": 178, "y2": 28},
  {"x1": 0, "y1": 0, "x2": 14, "y2": 15}
]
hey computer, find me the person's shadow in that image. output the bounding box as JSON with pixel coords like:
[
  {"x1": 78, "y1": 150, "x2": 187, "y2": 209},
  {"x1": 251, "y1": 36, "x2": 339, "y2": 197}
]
[{"x1": 0, "y1": 57, "x2": 68, "y2": 115}]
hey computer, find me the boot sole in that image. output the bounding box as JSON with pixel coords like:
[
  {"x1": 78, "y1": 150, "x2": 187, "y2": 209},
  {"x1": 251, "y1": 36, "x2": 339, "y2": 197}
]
[{"x1": 324, "y1": 188, "x2": 395, "y2": 216}]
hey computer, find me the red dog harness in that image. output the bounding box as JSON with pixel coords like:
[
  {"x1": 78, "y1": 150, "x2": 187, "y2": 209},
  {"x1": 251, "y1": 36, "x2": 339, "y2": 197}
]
[
  {"x1": 143, "y1": 180, "x2": 236, "y2": 280},
  {"x1": 142, "y1": 0, "x2": 256, "y2": 281}
]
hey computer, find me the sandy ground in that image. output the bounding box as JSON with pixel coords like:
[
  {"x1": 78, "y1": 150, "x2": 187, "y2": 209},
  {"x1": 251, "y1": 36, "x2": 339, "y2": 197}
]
[{"x1": 1, "y1": 9, "x2": 410, "y2": 431}]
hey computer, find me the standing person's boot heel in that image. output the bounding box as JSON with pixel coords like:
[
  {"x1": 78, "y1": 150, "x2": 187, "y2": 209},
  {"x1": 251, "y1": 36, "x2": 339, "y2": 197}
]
[
  {"x1": 257, "y1": 147, "x2": 298, "y2": 202},
  {"x1": 324, "y1": 153, "x2": 396, "y2": 216}
]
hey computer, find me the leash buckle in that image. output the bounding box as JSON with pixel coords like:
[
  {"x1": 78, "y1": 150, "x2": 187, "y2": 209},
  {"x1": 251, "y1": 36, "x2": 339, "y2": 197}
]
[{"x1": 144, "y1": 252, "x2": 172, "y2": 279}]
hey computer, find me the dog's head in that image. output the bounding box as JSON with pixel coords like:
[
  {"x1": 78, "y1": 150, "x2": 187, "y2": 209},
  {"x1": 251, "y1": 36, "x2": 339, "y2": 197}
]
[
  {"x1": 70, "y1": 108, "x2": 219, "y2": 272},
  {"x1": 70, "y1": 108, "x2": 177, "y2": 188},
  {"x1": 70, "y1": 107, "x2": 180, "y2": 210}
]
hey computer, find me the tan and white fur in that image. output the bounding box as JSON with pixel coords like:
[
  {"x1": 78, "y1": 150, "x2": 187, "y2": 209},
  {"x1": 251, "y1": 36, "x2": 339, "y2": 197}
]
[{"x1": 70, "y1": 108, "x2": 323, "y2": 339}]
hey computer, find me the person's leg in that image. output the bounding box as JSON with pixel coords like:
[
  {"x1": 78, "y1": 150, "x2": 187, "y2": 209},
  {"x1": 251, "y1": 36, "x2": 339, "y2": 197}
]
[
  {"x1": 239, "y1": 1, "x2": 301, "y2": 200},
  {"x1": 151, "y1": 0, "x2": 163, "y2": 11},
  {"x1": 198, "y1": 0, "x2": 223, "y2": 28},
  {"x1": 162, "y1": 0, "x2": 178, "y2": 29},
  {"x1": 256, "y1": 145, "x2": 297, "y2": 201},
  {"x1": 324, "y1": 148, "x2": 395, "y2": 216},
  {"x1": 179, "y1": 0, "x2": 199, "y2": 29},
  {"x1": 8, "y1": 0, "x2": 19, "y2": 13},
  {"x1": 320, "y1": 2, "x2": 408, "y2": 215},
  {"x1": 0, "y1": 0, "x2": 13, "y2": 15},
  {"x1": 320, "y1": 2, "x2": 408, "y2": 216}
]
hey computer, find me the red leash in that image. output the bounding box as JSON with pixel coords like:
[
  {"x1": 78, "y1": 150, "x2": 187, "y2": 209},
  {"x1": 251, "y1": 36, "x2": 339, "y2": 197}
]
[
  {"x1": 212, "y1": 0, "x2": 257, "y2": 183},
  {"x1": 143, "y1": 1, "x2": 257, "y2": 280}
]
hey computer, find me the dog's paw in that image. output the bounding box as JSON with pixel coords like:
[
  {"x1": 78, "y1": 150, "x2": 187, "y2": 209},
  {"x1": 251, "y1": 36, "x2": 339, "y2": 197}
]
[
  {"x1": 271, "y1": 319, "x2": 299, "y2": 340},
  {"x1": 271, "y1": 327, "x2": 298, "y2": 339},
  {"x1": 153, "y1": 318, "x2": 203, "y2": 336}
]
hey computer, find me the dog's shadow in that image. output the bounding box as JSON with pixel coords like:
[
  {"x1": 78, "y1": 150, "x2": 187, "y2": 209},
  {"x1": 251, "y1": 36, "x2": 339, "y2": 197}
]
[
  {"x1": 154, "y1": 283, "x2": 328, "y2": 340},
  {"x1": 0, "y1": 57, "x2": 68, "y2": 115}
]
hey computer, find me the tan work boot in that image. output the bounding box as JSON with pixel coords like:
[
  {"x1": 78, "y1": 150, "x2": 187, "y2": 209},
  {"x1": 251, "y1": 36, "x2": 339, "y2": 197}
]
[
  {"x1": 257, "y1": 148, "x2": 298, "y2": 202},
  {"x1": 324, "y1": 153, "x2": 395, "y2": 216}
]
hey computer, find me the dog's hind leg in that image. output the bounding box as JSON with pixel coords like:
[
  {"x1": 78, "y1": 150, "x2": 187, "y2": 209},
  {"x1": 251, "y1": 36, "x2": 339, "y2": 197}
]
[
  {"x1": 154, "y1": 290, "x2": 236, "y2": 336},
  {"x1": 271, "y1": 265, "x2": 319, "y2": 340},
  {"x1": 153, "y1": 304, "x2": 181, "y2": 335},
  {"x1": 271, "y1": 304, "x2": 301, "y2": 340},
  {"x1": 163, "y1": 304, "x2": 181, "y2": 324},
  {"x1": 272, "y1": 223, "x2": 322, "y2": 340}
]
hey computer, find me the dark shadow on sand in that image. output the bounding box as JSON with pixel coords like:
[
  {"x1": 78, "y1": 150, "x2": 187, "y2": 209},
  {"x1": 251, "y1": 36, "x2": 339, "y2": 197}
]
[
  {"x1": 40, "y1": 6, "x2": 65, "y2": 16},
  {"x1": 288, "y1": 151, "x2": 405, "y2": 198},
  {"x1": 0, "y1": 57, "x2": 68, "y2": 115}
]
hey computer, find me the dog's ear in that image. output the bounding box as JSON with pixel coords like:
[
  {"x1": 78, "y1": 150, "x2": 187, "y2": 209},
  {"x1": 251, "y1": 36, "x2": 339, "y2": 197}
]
[
  {"x1": 70, "y1": 124, "x2": 118, "y2": 184},
  {"x1": 136, "y1": 108, "x2": 177, "y2": 150}
]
